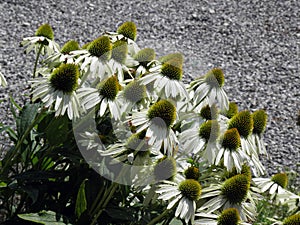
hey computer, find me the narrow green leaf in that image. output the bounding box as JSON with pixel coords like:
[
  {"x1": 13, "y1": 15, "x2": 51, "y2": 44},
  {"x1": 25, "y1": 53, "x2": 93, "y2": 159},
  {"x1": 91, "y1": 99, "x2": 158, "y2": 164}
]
[
  {"x1": 46, "y1": 115, "x2": 69, "y2": 146},
  {"x1": 75, "y1": 179, "x2": 88, "y2": 218},
  {"x1": 18, "y1": 210, "x2": 69, "y2": 225}
]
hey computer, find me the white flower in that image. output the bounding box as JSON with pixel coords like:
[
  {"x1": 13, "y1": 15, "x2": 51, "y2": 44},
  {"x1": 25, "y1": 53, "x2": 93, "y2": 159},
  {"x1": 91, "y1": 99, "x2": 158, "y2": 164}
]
[
  {"x1": 156, "y1": 178, "x2": 202, "y2": 223},
  {"x1": 189, "y1": 68, "x2": 229, "y2": 111},
  {"x1": 30, "y1": 63, "x2": 82, "y2": 120},
  {"x1": 0, "y1": 69, "x2": 7, "y2": 87}
]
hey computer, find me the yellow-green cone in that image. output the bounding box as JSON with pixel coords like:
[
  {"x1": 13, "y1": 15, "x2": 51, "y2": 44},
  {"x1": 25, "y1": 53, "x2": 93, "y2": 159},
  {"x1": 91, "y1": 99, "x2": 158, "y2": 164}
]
[
  {"x1": 271, "y1": 173, "x2": 288, "y2": 188},
  {"x1": 200, "y1": 104, "x2": 218, "y2": 120},
  {"x1": 205, "y1": 68, "x2": 225, "y2": 88},
  {"x1": 147, "y1": 99, "x2": 176, "y2": 128},
  {"x1": 184, "y1": 166, "x2": 200, "y2": 181},
  {"x1": 35, "y1": 23, "x2": 54, "y2": 40},
  {"x1": 217, "y1": 208, "x2": 240, "y2": 225},
  {"x1": 154, "y1": 156, "x2": 177, "y2": 181},
  {"x1": 159, "y1": 53, "x2": 184, "y2": 65},
  {"x1": 161, "y1": 59, "x2": 183, "y2": 80},
  {"x1": 283, "y1": 214, "x2": 300, "y2": 225},
  {"x1": 117, "y1": 21, "x2": 137, "y2": 41},
  {"x1": 61, "y1": 40, "x2": 80, "y2": 54},
  {"x1": 98, "y1": 76, "x2": 120, "y2": 100},
  {"x1": 228, "y1": 110, "x2": 253, "y2": 138},
  {"x1": 123, "y1": 80, "x2": 146, "y2": 103},
  {"x1": 221, "y1": 174, "x2": 250, "y2": 204},
  {"x1": 225, "y1": 164, "x2": 252, "y2": 182},
  {"x1": 199, "y1": 120, "x2": 220, "y2": 142},
  {"x1": 50, "y1": 63, "x2": 79, "y2": 93},
  {"x1": 223, "y1": 102, "x2": 238, "y2": 119},
  {"x1": 252, "y1": 109, "x2": 268, "y2": 135},
  {"x1": 178, "y1": 179, "x2": 202, "y2": 201},
  {"x1": 134, "y1": 48, "x2": 156, "y2": 67},
  {"x1": 88, "y1": 36, "x2": 112, "y2": 60},
  {"x1": 111, "y1": 40, "x2": 128, "y2": 64},
  {"x1": 221, "y1": 128, "x2": 241, "y2": 151}
]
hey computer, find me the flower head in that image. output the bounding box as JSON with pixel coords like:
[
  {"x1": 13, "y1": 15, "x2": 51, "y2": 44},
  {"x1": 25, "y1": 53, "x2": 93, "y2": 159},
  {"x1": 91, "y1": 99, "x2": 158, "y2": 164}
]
[
  {"x1": 134, "y1": 48, "x2": 156, "y2": 68},
  {"x1": 35, "y1": 23, "x2": 54, "y2": 40},
  {"x1": 111, "y1": 40, "x2": 128, "y2": 64},
  {"x1": 221, "y1": 128, "x2": 241, "y2": 151},
  {"x1": 61, "y1": 40, "x2": 80, "y2": 54},
  {"x1": 199, "y1": 120, "x2": 220, "y2": 142},
  {"x1": 283, "y1": 214, "x2": 300, "y2": 225},
  {"x1": 204, "y1": 68, "x2": 225, "y2": 88},
  {"x1": 217, "y1": 208, "x2": 240, "y2": 225},
  {"x1": 223, "y1": 102, "x2": 238, "y2": 119},
  {"x1": 122, "y1": 80, "x2": 146, "y2": 103},
  {"x1": 161, "y1": 59, "x2": 183, "y2": 80},
  {"x1": 159, "y1": 53, "x2": 184, "y2": 65},
  {"x1": 179, "y1": 179, "x2": 202, "y2": 201},
  {"x1": 200, "y1": 104, "x2": 218, "y2": 120},
  {"x1": 228, "y1": 110, "x2": 253, "y2": 138},
  {"x1": 184, "y1": 166, "x2": 200, "y2": 181},
  {"x1": 88, "y1": 36, "x2": 112, "y2": 60},
  {"x1": 117, "y1": 21, "x2": 137, "y2": 41},
  {"x1": 221, "y1": 174, "x2": 250, "y2": 204},
  {"x1": 98, "y1": 76, "x2": 120, "y2": 101},
  {"x1": 271, "y1": 173, "x2": 288, "y2": 188},
  {"x1": 252, "y1": 110, "x2": 268, "y2": 135}
]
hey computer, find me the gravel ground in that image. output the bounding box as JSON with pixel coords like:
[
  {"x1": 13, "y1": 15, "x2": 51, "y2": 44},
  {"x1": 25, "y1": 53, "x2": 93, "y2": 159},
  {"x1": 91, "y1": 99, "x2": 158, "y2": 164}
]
[{"x1": 0, "y1": 0, "x2": 299, "y2": 178}]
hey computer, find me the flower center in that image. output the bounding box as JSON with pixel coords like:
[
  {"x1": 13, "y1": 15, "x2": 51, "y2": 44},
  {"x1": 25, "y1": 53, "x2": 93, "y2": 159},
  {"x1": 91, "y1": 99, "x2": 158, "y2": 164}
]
[
  {"x1": 200, "y1": 104, "x2": 218, "y2": 120},
  {"x1": 283, "y1": 214, "x2": 300, "y2": 225},
  {"x1": 88, "y1": 36, "x2": 112, "y2": 60},
  {"x1": 223, "y1": 102, "x2": 238, "y2": 119},
  {"x1": 228, "y1": 110, "x2": 253, "y2": 138},
  {"x1": 199, "y1": 120, "x2": 220, "y2": 142},
  {"x1": 217, "y1": 208, "x2": 240, "y2": 225},
  {"x1": 117, "y1": 21, "x2": 137, "y2": 41},
  {"x1": 154, "y1": 156, "x2": 177, "y2": 181},
  {"x1": 159, "y1": 53, "x2": 184, "y2": 65},
  {"x1": 111, "y1": 40, "x2": 128, "y2": 64},
  {"x1": 99, "y1": 76, "x2": 120, "y2": 100},
  {"x1": 252, "y1": 109, "x2": 268, "y2": 135},
  {"x1": 134, "y1": 48, "x2": 156, "y2": 67},
  {"x1": 35, "y1": 23, "x2": 54, "y2": 40},
  {"x1": 178, "y1": 179, "x2": 202, "y2": 201},
  {"x1": 123, "y1": 80, "x2": 146, "y2": 103},
  {"x1": 204, "y1": 68, "x2": 225, "y2": 88},
  {"x1": 221, "y1": 174, "x2": 250, "y2": 204},
  {"x1": 61, "y1": 40, "x2": 80, "y2": 54},
  {"x1": 49, "y1": 64, "x2": 79, "y2": 93},
  {"x1": 221, "y1": 128, "x2": 241, "y2": 151},
  {"x1": 147, "y1": 99, "x2": 176, "y2": 128},
  {"x1": 184, "y1": 166, "x2": 200, "y2": 181},
  {"x1": 160, "y1": 60, "x2": 183, "y2": 80},
  {"x1": 225, "y1": 164, "x2": 252, "y2": 182},
  {"x1": 271, "y1": 173, "x2": 288, "y2": 188}
]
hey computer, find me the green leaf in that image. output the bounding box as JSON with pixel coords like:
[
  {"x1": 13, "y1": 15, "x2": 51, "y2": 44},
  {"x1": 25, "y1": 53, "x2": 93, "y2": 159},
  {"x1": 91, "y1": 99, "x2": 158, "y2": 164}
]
[
  {"x1": 18, "y1": 210, "x2": 69, "y2": 225},
  {"x1": 45, "y1": 115, "x2": 70, "y2": 146},
  {"x1": 0, "y1": 181, "x2": 7, "y2": 187},
  {"x1": 75, "y1": 179, "x2": 88, "y2": 218}
]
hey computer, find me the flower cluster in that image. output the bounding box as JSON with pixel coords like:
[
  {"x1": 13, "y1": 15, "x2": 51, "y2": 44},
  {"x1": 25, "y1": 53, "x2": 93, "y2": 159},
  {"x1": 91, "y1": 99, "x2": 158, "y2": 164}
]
[{"x1": 15, "y1": 22, "x2": 299, "y2": 225}]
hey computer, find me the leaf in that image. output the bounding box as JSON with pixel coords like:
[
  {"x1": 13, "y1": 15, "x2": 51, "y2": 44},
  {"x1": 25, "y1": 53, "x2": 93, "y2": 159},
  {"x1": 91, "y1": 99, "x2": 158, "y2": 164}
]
[
  {"x1": 75, "y1": 179, "x2": 88, "y2": 218},
  {"x1": 45, "y1": 115, "x2": 70, "y2": 146},
  {"x1": 18, "y1": 210, "x2": 69, "y2": 225}
]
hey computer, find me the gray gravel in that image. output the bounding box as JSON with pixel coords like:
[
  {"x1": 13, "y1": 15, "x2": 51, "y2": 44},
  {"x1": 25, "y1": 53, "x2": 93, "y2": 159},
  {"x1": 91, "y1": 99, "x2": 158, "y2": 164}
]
[{"x1": 0, "y1": 0, "x2": 299, "y2": 178}]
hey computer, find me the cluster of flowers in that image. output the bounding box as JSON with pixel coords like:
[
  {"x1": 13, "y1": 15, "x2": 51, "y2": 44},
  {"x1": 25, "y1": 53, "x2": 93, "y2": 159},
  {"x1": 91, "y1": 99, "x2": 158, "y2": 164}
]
[{"x1": 18, "y1": 22, "x2": 299, "y2": 224}]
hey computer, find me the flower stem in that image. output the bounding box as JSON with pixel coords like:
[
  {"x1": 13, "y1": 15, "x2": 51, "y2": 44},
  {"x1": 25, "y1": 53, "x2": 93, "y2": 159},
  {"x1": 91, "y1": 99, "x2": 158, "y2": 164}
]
[
  {"x1": 33, "y1": 44, "x2": 43, "y2": 78},
  {"x1": 147, "y1": 209, "x2": 170, "y2": 225}
]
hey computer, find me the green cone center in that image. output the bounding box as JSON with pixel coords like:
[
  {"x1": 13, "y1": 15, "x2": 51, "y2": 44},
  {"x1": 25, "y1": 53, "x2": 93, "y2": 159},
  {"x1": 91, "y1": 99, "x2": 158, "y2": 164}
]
[{"x1": 178, "y1": 179, "x2": 202, "y2": 201}]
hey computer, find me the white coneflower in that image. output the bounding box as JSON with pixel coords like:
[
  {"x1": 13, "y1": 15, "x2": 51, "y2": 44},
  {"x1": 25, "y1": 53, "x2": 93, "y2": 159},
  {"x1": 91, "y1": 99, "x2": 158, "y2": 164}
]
[
  {"x1": 189, "y1": 68, "x2": 229, "y2": 111},
  {"x1": 77, "y1": 75, "x2": 121, "y2": 120},
  {"x1": 180, "y1": 120, "x2": 220, "y2": 164},
  {"x1": 198, "y1": 174, "x2": 256, "y2": 221},
  {"x1": 139, "y1": 56, "x2": 189, "y2": 101},
  {"x1": 133, "y1": 48, "x2": 156, "y2": 76},
  {"x1": 71, "y1": 36, "x2": 113, "y2": 82},
  {"x1": 30, "y1": 63, "x2": 82, "y2": 120},
  {"x1": 269, "y1": 214, "x2": 300, "y2": 225},
  {"x1": 21, "y1": 23, "x2": 59, "y2": 56},
  {"x1": 156, "y1": 178, "x2": 202, "y2": 223},
  {"x1": 130, "y1": 99, "x2": 178, "y2": 156}
]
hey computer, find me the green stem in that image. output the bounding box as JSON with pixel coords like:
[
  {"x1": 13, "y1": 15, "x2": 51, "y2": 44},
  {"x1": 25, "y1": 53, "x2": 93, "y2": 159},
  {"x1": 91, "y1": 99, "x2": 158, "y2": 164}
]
[
  {"x1": 147, "y1": 209, "x2": 170, "y2": 225},
  {"x1": 33, "y1": 44, "x2": 43, "y2": 78}
]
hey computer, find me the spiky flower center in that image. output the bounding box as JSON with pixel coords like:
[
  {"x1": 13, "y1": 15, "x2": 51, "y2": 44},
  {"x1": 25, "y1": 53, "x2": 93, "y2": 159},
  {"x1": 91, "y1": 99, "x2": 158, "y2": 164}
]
[
  {"x1": 205, "y1": 68, "x2": 225, "y2": 87},
  {"x1": 217, "y1": 208, "x2": 240, "y2": 225},
  {"x1": 99, "y1": 76, "x2": 120, "y2": 100},
  {"x1": 154, "y1": 156, "x2": 177, "y2": 181},
  {"x1": 111, "y1": 40, "x2": 128, "y2": 64},
  {"x1": 283, "y1": 214, "x2": 300, "y2": 225},
  {"x1": 117, "y1": 21, "x2": 137, "y2": 41},
  {"x1": 134, "y1": 48, "x2": 156, "y2": 67},
  {"x1": 221, "y1": 174, "x2": 250, "y2": 204},
  {"x1": 88, "y1": 36, "x2": 112, "y2": 60},
  {"x1": 123, "y1": 80, "x2": 146, "y2": 103},
  {"x1": 221, "y1": 128, "x2": 241, "y2": 151},
  {"x1": 184, "y1": 166, "x2": 200, "y2": 180},
  {"x1": 49, "y1": 64, "x2": 79, "y2": 93},
  {"x1": 224, "y1": 102, "x2": 238, "y2": 119},
  {"x1": 199, "y1": 120, "x2": 220, "y2": 142},
  {"x1": 159, "y1": 53, "x2": 184, "y2": 65},
  {"x1": 161, "y1": 60, "x2": 183, "y2": 80},
  {"x1": 61, "y1": 40, "x2": 80, "y2": 54},
  {"x1": 228, "y1": 110, "x2": 253, "y2": 138},
  {"x1": 200, "y1": 104, "x2": 218, "y2": 120},
  {"x1": 271, "y1": 173, "x2": 288, "y2": 188},
  {"x1": 178, "y1": 179, "x2": 202, "y2": 201},
  {"x1": 35, "y1": 23, "x2": 54, "y2": 40},
  {"x1": 226, "y1": 164, "x2": 252, "y2": 182},
  {"x1": 252, "y1": 110, "x2": 268, "y2": 135},
  {"x1": 147, "y1": 100, "x2": 176, "y2": 128}
]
